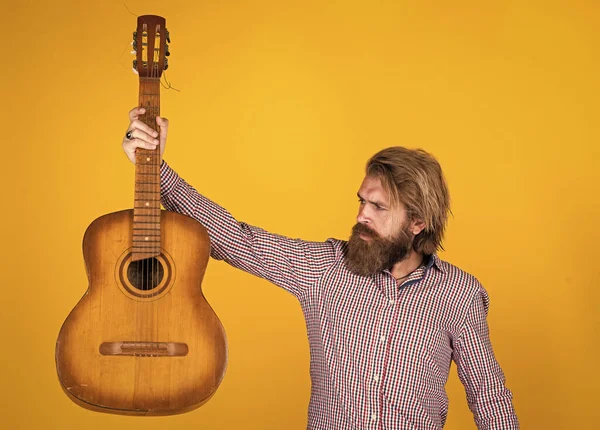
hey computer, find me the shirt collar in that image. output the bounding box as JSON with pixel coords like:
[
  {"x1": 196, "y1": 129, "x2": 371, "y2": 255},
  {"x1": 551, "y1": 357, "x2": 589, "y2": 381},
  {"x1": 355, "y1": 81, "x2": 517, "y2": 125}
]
[
  {"x1": 376, "y1": 253, "x2": 446, "y2": 285},
  {"x1": 427, "y1": 253, "x2": 447, "y2": 274}
]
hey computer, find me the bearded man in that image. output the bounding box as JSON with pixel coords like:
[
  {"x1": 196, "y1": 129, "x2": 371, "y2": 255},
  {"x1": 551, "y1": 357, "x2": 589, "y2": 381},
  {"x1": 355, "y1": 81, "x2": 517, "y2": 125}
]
[{"x1": 122, "y1": 107, "x2": 519, "y2": 430}]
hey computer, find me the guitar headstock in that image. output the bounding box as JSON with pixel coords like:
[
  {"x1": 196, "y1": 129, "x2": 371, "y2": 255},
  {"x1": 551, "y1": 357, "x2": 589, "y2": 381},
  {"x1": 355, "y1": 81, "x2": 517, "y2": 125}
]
[{"x1": 132, "y1": 15, "x2": 170, "y2": 78}]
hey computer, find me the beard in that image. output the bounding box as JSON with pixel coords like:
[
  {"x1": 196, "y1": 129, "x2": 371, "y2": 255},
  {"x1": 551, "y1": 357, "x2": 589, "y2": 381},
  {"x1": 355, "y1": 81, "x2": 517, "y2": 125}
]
[{"x1": 344, "y1": 222, "x2": 414, "y2": 276}]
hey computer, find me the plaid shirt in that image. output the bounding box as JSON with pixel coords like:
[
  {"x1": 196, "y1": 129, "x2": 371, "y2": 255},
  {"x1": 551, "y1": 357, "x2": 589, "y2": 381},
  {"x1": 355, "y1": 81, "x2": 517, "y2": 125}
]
[{"x1": 160, "y1": 161, "x2": 519, "y2": 430}]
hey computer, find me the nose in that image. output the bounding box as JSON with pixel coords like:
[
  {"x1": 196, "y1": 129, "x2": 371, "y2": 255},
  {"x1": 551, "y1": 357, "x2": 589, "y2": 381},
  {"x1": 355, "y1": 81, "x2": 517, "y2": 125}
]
[{"x1": 357, "y1": 205, "x2": 369, "y2": 224}]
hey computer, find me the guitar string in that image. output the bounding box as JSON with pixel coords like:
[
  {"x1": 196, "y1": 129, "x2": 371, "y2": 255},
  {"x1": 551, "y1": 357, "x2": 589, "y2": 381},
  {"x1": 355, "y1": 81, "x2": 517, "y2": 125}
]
[
  {"x1": 134, "y1": 28, "x2": 163, "y2": 353},
  {"x1": 152, "y1": 37, "x2": 162, "y2": 348},
  {"x1": 152, "y1": 38, "x2": 158, "y2": 353}
]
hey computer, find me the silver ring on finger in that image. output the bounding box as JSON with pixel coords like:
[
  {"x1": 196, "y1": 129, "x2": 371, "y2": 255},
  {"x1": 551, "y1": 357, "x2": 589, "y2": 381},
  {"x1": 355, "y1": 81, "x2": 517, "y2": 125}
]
[{"x1": 125, "y1": 130, "x2": 134, "y2": 140}]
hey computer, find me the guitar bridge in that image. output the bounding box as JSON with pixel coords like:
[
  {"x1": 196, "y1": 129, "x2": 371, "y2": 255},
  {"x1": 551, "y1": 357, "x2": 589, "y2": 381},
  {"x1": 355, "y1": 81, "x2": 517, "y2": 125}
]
[{"x1": 99, "y1": 341, "x2": 188, "y2": 357}]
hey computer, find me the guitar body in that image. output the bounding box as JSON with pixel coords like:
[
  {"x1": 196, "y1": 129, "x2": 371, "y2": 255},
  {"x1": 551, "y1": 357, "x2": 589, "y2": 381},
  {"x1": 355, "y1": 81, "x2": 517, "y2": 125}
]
[{"x1": 55, "y1": 209, "x2": 228, "y2": 415}]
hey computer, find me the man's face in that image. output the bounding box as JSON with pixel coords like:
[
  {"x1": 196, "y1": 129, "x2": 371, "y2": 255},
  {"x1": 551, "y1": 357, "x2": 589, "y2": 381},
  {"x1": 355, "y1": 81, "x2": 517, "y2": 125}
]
[{"x1": 344, "y1": 176, "x2": 416, "y2": 276}]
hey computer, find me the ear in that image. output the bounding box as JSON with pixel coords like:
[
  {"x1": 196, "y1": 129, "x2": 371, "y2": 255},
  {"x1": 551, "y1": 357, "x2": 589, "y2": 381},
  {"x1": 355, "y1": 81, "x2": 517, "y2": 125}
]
[{"x1": 409, "y1": 219, "x2": 426, "y2": 236}]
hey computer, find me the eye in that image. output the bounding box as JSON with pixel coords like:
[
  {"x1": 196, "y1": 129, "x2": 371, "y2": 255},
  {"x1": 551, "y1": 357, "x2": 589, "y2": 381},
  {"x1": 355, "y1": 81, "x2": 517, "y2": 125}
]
[
  {"x1": 374, "y1": 204, "x2": 386, "y2": 211},
  {"x1": 358, "y1": 198, "x2": 365, "y2": 205}
]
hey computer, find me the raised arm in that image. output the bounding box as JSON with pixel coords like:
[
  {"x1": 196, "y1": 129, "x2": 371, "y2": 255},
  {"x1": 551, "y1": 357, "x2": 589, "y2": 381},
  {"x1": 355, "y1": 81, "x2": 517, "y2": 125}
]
[{"x1": 121, "y1": 107, "x2": 337, "y2": 297}]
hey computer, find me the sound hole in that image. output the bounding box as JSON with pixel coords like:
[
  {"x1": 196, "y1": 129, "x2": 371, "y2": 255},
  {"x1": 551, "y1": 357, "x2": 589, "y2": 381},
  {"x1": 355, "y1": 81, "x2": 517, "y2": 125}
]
[{"x1": 127, "y1": 258, "x2": 164, "y2": 291}]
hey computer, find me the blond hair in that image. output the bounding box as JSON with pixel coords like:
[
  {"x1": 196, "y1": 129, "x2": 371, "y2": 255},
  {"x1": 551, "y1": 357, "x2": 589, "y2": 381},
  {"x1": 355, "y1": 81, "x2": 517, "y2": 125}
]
[{"x1": 366, "y1": 147, "x2": 451, "y2": 254}]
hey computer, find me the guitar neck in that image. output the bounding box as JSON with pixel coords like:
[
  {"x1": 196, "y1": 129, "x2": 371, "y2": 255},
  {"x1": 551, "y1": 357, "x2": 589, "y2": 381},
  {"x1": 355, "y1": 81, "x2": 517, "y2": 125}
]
[{"x1": 132, "y1": 79, "x2": 161, "y2": 261}]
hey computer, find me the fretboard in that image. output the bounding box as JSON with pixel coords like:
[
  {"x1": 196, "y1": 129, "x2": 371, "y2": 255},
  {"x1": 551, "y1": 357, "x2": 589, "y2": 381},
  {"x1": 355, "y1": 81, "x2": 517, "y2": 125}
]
[{"x1": 132, "y1": 79, "x2": 161, "y2": 261}]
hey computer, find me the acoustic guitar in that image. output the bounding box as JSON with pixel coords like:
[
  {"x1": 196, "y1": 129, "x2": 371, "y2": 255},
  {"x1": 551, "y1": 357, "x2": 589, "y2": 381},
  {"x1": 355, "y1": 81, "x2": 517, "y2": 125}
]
[{"x1": 55, "y1": 15, "x2": 228, "y2": 415}]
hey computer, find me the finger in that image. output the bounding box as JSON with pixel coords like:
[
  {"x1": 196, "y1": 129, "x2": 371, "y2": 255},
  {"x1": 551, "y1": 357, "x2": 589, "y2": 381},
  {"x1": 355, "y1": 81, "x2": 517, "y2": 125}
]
[
  {"x1": 123, "y1": 138, "x2": 159, "y2": 151},
  {"x1": 128, "y1": 107, "x2": 146, "y2": 122},
  {"x1": 129, "y1": 119, "x2": 159, "y2": 140},
  {"x1": 125, "y1": 128, "x2": 159, "y2": 146},
  {"x1": 156, "y1": 117, "x2": 169, "y2": 140}
]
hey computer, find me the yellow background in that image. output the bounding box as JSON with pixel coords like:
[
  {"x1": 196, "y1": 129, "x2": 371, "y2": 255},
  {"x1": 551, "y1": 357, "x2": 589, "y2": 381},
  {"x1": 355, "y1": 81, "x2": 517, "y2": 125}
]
[{"x1": 1, "y1": 0, "x2": 598, "y2": 429}]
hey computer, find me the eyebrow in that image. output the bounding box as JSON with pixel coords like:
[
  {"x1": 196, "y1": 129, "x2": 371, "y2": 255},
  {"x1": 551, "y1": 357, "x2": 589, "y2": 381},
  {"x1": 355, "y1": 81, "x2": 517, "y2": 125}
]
[{"x1": 357, "y1": 192, "x2": 388, "y2": 208}]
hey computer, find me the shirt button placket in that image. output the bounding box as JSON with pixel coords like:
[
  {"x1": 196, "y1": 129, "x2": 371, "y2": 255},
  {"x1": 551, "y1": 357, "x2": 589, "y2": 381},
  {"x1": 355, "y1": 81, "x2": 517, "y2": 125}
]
[
  {"x1": 368, "y1": 301, "x2": 392, "y2": 430},
  {"x1": 368, "y1": 364, "x2": 381, "y2": 429}
]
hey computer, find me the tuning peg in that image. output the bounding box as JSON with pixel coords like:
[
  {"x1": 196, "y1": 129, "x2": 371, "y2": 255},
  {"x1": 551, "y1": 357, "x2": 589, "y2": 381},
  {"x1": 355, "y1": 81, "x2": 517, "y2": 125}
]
[
  {"x1": 166, "y1": 29, "x2": 171, "y2": 43},
  {"x1": 165, "y1": 45, "x2": 170, "y2": 56},
  {"x1": 132, "y1": 39, "x2": 137, "y2": 51},
  {"x1": 133, "y1": 59, "x2": 137, "y2": 69},
  {"x1": 164, "y1": 58, "x2": 169, "y2": 70}
]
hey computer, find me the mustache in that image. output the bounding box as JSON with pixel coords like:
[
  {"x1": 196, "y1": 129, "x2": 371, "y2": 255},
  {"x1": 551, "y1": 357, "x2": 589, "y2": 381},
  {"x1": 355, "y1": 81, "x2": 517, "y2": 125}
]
[{"x1": 352, "y1": 223, "x2": 379, "y2": 239}]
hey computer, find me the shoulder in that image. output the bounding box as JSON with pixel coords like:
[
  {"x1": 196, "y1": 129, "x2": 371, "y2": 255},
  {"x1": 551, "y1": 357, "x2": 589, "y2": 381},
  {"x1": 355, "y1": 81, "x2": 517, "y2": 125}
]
[
  {"x1": 432, "y1": 256, "x2": 490, "y2": 308},
  {"x1": 324, "y1": 238, "x2": 349, "y2": 259}
]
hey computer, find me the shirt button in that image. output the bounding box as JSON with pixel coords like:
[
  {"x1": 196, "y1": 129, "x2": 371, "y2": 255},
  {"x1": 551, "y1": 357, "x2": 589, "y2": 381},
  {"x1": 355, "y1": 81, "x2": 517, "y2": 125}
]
[
  {"x1": 389, "y1": 299, "x2": 395, "y2": 305},
  {"x1": 371, "y1": 413, "x2": 377, "y2": 420},
  {"x1": 380, "y1": 335, "x2": 386, "y2": 342},
  {"x1": 373, "y1": 375, "x2": 379, "y2": 382}
]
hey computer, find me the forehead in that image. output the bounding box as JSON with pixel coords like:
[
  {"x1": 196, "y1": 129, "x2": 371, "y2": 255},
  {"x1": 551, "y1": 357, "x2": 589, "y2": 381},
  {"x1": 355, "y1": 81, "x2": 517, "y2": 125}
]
[
  {"x1": 359, "y1": 175, "x2": 384, "y2": 192},
  {"x1": 358, "y1": 176, "x2": 391, "y2": 203},
  {"x1": 357, "y1": 175, "x2": 407, "y2": 211}
]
